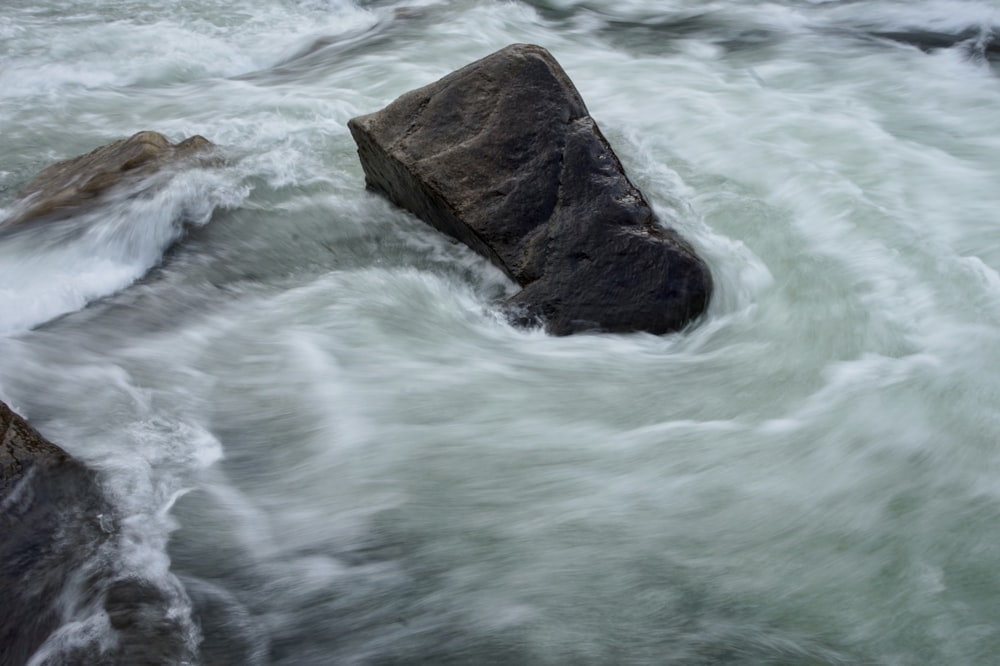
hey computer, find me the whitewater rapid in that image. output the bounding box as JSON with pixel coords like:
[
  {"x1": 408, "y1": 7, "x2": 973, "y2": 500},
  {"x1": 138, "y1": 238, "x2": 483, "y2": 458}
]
[{"x1": 3, "y1": 1, "x2": 1000, "y2": 664}]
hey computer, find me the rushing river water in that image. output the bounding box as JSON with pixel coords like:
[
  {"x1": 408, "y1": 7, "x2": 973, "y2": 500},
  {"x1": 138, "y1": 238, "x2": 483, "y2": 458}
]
[{"x1": 3, "y1": 0, "x2": 1000, "y2": 664}]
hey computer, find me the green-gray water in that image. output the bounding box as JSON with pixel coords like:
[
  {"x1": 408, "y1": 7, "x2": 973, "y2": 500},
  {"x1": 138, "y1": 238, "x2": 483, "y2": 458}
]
[{"x1": 3, "y1": 1, "x2": 1000, "y2": 663}]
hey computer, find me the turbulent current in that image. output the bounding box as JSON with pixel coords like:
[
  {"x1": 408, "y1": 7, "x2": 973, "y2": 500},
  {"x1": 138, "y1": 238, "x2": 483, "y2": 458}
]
[{"x1": 3, "y1": 0, "x2": 1000, "y2": 664}]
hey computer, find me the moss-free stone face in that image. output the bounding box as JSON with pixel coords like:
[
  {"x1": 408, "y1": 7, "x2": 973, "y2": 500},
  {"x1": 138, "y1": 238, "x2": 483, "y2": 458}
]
[
  {"x1": 349, "y1": 43, "x2": 712, "y2": 335},
  {"x1": 4, "y1": 130, "x2": 215, "y2": 227}
]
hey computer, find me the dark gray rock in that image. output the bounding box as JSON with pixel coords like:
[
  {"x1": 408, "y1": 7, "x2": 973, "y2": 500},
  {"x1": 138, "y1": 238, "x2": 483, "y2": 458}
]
[
  {"x1": 0, "y1": 399, "x2": 109, "y2": 665},
  {"x1": 869, "y1": 27, "x2": 1000, "y2": 61},
  {"x1": 103, "y1": 576, "x2": 198, "y2": 666},
  {"x1": 0, "y1": 399, "x2": 197, "y2": 665},
  {"x1": 4, "y1": 130, "x2": 216, "y2": 227},
  {"x1": 348, "y1": 43, "x2": 712, "y2": 335}
]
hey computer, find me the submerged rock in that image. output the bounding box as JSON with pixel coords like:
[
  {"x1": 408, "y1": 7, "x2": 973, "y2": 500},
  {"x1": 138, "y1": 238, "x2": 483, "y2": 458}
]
[
  {"x1": 348, "y1": 43, "x2": 712, "y2": 335},
  {"x1": 869, "y1": 28, "x2": 1000, "y2": 61},
  {"x1": 4, "y1": 130, "x2": 216, "y2": 227}
]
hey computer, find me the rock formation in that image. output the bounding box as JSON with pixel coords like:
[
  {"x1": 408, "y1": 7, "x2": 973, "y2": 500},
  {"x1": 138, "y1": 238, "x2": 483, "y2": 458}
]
[
  {"x1": 870, "y1": 27, "x2": 1000, "y2": 61},
  {"x1": 4, "y1": 131, "x2": 216, "y2": 227},
  {"x1": 1, "y1": 400, "x2": 196, "y2": 665},
  {"x1": 0, "y1": 399, "x2": 110, "y2": 664},
  {"x1": 348, "y1": 43, "x2": 712, "y2": 335}
]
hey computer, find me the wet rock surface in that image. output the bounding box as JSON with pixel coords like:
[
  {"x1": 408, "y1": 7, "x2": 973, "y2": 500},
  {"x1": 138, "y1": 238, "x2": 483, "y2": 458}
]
[
  {"x1": 4, "y1": 130, "x2": 215, "y2": 227},
  {"x1": 0, "y1": 399, "x2": 110, "y2": 665},
  {"x1": 348, "y1": 43, "x2": 712, "y2": 335},
  {"x1": 1, "y1": 400, "x2": 196, "y2": 666}
]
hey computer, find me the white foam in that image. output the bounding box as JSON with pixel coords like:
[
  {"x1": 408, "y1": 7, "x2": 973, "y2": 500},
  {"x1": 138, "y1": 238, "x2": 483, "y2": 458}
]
[
  {"x1": 0, "y1": 168, "x2": 247, "y2": 337},
  {"x1": 4, "y1": 0, "x2": 1000, "y2": 663}
]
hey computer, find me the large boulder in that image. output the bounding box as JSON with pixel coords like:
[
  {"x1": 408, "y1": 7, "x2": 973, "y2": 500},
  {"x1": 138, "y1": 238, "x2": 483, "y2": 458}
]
[
  {"x1": 348, "y1": 43, "x2": 712, "y2": 335},
  {"x1": 4, "y1": 130, "x2": 215, "y2": 227}
]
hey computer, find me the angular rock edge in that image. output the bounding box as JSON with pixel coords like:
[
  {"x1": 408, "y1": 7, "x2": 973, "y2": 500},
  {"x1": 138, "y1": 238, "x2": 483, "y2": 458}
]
[
  {"x1": 4, "y1": 130, "x2": 217, "y2": 227},
  {"x1": 348, "y1": 43, "x2": 712, "y2": 335}
]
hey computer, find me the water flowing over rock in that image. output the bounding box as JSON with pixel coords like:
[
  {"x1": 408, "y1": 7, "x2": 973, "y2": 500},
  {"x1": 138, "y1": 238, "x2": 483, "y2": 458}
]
[
  {"x1": 0, "y1": 399, "x2": 108, "y2": 664},
  {"x1": 348, "y1": 43, "x2": 712, "y2": 335},
  {"x1": 3, "y1": 130, "x2": 216, "y2": 227},
  {"x1": 868, "y1": 27, "x2": 1000, "y2": 61},
  {"x1": 0, "y1": 400, "x2": 196, "y2": 665}
]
